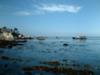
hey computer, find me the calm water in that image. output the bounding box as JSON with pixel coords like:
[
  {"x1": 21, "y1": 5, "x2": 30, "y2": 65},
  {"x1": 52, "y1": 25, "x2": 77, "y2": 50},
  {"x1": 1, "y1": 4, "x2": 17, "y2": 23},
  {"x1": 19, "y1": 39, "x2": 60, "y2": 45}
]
[{"x1": 0, "y1": 37, "x2": 100, "y2": 75}]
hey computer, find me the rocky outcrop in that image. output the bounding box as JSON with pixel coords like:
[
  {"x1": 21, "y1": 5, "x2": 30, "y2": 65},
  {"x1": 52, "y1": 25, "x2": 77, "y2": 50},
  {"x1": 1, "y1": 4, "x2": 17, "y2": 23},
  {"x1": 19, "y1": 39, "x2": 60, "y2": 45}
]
[{"x1": 0, "y1": 32, "x2": 14, "y2": 41}]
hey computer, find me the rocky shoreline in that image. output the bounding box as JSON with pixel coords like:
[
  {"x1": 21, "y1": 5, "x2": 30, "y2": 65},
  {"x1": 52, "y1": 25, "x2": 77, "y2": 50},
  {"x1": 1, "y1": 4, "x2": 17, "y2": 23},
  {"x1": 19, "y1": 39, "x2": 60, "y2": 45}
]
[{"x1": 0, "y1": 27, "x2": 33, "y2": 48}]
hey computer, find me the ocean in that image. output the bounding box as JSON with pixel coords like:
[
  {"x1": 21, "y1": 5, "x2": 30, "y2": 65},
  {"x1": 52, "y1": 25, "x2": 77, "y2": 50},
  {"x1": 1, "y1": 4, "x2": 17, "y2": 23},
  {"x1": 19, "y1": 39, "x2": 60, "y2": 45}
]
[{"x1": 0, "y1": 36, "x2": 100, "y2": 75}]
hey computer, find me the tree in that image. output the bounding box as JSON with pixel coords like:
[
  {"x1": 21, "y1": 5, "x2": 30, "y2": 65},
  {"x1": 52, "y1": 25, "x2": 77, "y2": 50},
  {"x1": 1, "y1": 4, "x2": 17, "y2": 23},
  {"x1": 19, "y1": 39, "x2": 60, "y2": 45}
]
[
  {"x1": 14, "y1": 28, "x2": 18, "y2": 32},
  {"x1": 2, "y1": 26, "x2": 7, "y2": 29}
]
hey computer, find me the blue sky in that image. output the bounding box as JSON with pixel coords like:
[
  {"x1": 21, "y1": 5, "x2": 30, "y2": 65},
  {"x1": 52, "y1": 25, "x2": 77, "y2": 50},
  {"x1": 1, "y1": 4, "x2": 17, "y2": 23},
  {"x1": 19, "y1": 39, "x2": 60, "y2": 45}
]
[{"x1": 0, "y1": 0, "x2": 100, "y2": 36}]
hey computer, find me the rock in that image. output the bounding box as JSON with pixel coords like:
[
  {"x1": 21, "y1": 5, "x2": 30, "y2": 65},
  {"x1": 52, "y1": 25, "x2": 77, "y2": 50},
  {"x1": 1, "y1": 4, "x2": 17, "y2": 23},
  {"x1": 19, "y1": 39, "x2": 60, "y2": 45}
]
[
  {"x1": 36, "y1": 36, "x2": 47, "y2": 40},
  {"x1": 0, "y1": 32, "x2": 14, "y2": 41},
  {"x1": 4, "y1": 64, "x2": 8, "y2": 68},
  {"x1": 63, "y1": 43, "x2": 69, "y2": 46},
  {"x1": 1, "y1": 56, "x2": 10, "y2": 60}
]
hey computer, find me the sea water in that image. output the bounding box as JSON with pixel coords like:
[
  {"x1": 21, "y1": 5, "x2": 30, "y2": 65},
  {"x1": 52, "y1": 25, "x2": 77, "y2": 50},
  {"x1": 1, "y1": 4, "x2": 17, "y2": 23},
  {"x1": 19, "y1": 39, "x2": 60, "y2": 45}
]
[{"x1": 0, "y1": 36, "x2": 100, "y2": 75}]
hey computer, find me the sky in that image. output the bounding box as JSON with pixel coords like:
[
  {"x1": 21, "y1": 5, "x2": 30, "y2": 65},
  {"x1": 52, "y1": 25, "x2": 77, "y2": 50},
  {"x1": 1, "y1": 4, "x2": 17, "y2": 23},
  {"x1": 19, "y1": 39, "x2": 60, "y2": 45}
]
[{"x1": 0, "y1": 0, "x2": 100, "y2": 36}]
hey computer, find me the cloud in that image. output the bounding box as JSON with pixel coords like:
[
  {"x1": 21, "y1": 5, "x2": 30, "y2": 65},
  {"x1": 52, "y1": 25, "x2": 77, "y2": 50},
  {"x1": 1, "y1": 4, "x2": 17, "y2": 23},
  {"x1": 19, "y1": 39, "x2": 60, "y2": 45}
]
[
  {"x1": 37, "y1": 4, "x2": 82, "y2": 13},
  {"x1": 15, "y1": 11, "x2": 32, "y2": 16},
  {"x1": 14, "y1": 4, "x2": 82, "y2": 16}
]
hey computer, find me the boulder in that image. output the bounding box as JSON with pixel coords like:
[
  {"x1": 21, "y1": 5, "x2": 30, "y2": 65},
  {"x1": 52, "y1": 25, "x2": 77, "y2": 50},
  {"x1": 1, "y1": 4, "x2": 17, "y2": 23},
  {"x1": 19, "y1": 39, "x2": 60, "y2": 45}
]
[{"x1": 0, "y1": 32, "x2": 14, "y2": 41}]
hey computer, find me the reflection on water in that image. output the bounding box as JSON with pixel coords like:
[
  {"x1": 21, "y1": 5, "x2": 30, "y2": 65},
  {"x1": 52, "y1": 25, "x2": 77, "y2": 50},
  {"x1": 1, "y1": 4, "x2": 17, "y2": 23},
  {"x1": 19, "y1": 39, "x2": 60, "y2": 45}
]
[{"x1": 0, "y1": 37, "x2": 100, "y2": 75}]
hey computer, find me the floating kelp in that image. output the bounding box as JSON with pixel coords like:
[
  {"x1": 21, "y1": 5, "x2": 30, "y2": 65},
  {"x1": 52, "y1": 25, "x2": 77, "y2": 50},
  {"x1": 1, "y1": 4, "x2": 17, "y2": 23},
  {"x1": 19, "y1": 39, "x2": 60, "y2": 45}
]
[
  {"x1": 0, "y1": 55, "x2": 23, "y2": 62},
  {"x1": 22, "y1": 66, "x2": 94, "y2": 75},
  {"x1": 40, "y1": 61, "x2": 60, "y2": 66}
]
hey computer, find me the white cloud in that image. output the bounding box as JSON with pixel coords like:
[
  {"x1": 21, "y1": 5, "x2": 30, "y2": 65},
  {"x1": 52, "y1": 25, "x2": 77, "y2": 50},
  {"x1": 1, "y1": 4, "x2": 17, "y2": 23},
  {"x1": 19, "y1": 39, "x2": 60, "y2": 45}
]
[
  {"x1": 15, "y1": 11, "x2": 32, "y2": 16},
  {"x1": 37, "y1": 4, "x2": 82, "y2": 13},
  {"x1": 14, "y1": 4, "x2": 82, "y2": 16}
]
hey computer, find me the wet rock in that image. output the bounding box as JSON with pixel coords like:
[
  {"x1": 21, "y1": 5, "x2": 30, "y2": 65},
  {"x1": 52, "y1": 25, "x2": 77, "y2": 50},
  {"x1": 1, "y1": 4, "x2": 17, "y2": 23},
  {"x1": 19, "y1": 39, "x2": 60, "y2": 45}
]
[
  {"x1": 8, "y1": 45, "x2": 13, "y2": 48},
  {"x1": 36, "y1": 36, "x2": 47, "y2": 40},
  {"x1": 0, "y1": 56, "x2": 10, "y2": 60},
  {"x1": 4, "y1": 64, "x2": 8, "y2": 68},
  {"x1": 63, "y1": 43, "x2": 68, "y2": 46},
  {"x1": 0, "y1": 32, "x2": 14, "y2": 41},
  {"x1": 0, "y1": 50, "x2": 4, "y2": 53}
]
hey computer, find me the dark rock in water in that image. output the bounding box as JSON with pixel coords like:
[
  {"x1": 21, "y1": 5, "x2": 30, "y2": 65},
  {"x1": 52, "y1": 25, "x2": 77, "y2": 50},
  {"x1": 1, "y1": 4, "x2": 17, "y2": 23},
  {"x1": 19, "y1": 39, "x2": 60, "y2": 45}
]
[
  {"x1": 22, "y1": 37, "x2": 34, "y2": 40},
  {"x1": 4, "y1": 64, "x2": 8, "y2": 68},
  {"x1": 36, "y1": 36, "x2": 47, "y2": 40},
  {"x1": 0, "y1": 40, "x2": 25, "y2": 48},
  {"x1": 1, "y1": 56, "x2": 10, "y2": 60},
  {"x1": 0, "y1": 50, "x2": 4, "y2": 53},
  {"x1": 8, "y1": 45, "x2": 13, "y2": 48},
  {"x1": 63, "y1": 43, "x2": 69, "y2": 46}
]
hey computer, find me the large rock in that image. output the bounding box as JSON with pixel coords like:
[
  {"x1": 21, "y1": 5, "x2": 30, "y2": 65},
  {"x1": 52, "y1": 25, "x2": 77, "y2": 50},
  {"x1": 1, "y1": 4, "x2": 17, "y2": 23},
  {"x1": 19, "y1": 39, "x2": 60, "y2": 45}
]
[{"x1": 0, "y1": 32, "x2": 14, "y2": 41}]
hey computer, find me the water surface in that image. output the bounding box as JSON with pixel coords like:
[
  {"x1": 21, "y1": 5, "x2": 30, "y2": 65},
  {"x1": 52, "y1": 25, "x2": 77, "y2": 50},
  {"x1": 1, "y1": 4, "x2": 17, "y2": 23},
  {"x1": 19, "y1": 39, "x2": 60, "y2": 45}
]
[{"x1": 0, "y1": 36, "x2": 100, "y2": 75}]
